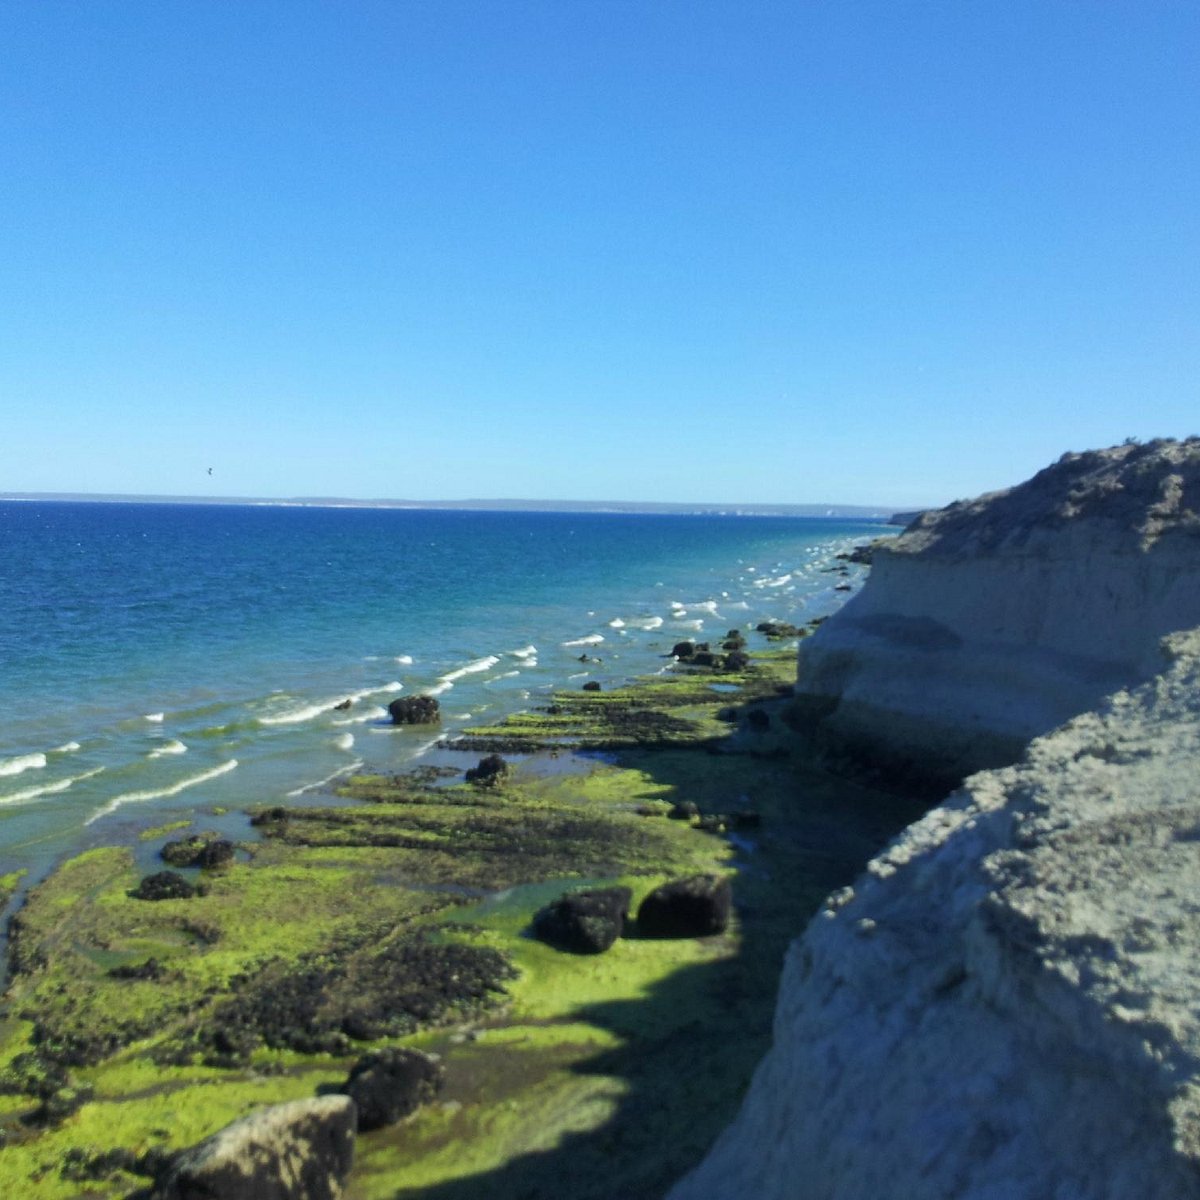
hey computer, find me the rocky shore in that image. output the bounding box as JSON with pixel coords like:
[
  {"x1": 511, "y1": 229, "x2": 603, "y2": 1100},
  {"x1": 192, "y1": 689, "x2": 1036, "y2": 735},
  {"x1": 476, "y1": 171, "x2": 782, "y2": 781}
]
[{"x1": 670, "y1": 438, "x2": 1200, "y2": 1199}]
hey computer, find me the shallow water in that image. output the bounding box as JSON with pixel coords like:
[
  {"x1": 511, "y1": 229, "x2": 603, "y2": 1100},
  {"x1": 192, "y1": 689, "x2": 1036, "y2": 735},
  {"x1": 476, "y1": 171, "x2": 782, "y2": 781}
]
[{"x1": 0, "y1": 501, "x2": 882, "y2": 880}]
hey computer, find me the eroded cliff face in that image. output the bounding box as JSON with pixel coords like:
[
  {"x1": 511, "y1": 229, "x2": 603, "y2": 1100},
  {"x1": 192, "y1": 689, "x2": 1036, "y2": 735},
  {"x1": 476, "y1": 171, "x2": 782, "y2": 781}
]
[
  {"x1": 793, "y1": 438, "x2": 1200, "y2": 787},
  {"x1": 670, "y1": 630, "x2": 1200, "y2": 1200},
  {"x1": 669, "y1": 438, "x2": 1200, "y2": 1200}
]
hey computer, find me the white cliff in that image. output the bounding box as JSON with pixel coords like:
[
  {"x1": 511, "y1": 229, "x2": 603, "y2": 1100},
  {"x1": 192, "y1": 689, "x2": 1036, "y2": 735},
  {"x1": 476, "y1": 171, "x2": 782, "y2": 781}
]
[
  {"x1": 669, "y1": 438, "x2": 1200, "y2": 1200},
  {"x1": 792, "y1": 438, "x2": 1200, "y2": 786}
]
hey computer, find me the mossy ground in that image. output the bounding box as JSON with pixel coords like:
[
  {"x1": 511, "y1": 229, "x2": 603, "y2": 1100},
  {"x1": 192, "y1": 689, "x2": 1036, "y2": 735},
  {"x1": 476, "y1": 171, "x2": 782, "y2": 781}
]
[{"x1": 0, "y1": 650, "x2": 926, "y2": 1199}]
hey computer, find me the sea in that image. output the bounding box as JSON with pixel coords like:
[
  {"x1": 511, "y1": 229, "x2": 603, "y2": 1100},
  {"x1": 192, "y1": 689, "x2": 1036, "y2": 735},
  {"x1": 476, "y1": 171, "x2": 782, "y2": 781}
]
[{"x1": 0, "y1": 501, "x2": 887, "y2": 886}]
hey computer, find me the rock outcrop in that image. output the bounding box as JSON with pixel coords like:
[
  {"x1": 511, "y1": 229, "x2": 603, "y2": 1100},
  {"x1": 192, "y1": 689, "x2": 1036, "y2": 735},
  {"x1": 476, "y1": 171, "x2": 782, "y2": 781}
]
[
  {"x1": 791, "y1": 438, "x2": 1200, "y2": 789},
  {"x1": 152, "y1": 1095, "x2": 356, "y2": 1199},
  {"x1": 670, "y1": 438, "x2": 1200, "y2": 1200}
]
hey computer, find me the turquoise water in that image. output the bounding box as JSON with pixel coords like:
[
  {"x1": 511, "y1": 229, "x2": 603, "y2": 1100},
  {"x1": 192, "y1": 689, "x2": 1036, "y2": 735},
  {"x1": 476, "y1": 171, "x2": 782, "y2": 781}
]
[{"x1": 0, "y1": 502, "x2": 883, "y2": 879}]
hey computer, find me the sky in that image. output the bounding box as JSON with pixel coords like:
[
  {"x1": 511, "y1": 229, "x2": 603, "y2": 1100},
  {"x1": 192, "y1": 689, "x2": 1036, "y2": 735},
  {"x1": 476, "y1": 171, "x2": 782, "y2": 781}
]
[{"x1": 1, "y1": 2, "x2": 1196, "y2": 509}]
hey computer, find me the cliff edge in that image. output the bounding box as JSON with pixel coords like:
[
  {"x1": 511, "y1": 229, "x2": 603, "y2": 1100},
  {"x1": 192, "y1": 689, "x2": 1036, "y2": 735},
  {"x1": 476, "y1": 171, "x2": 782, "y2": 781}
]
[
  {"x1": 791, "y1": 437, "x2": 1200, "y2": 788},
  {"x1": 669, "y1": 438, "x2": 1200, "y2": 1200}
]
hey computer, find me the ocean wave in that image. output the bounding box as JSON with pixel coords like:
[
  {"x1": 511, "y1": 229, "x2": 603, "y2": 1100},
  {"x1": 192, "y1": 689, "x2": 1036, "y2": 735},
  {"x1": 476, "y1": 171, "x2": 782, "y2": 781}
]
[
  {"x1": 0, "y1": 766, "x2": 105, "y2": 807},
  {"x1": 485, "y1": 670, "x2": 521, "y2": 683},
  {"x1": 85, "y1": 759, "x2": 238, "y2": 825},
  {"x1": 754, "y1": 573, "x2": 793, "y2": 588},
  {"x1": 608, "y1": 618, "x2": 626, "y2": 628},
  {"x1": 670, "y1": 618, "x2": 705, "y2": 631},
  {"x1": 440, "y1": 655, "x2": 501, "y2": 684},
  {"x1": 395, "y1": 654, "x2": 414, "y2": 665},
  {"x1": 331, "y1": 705, "x2": 389, "y2": 726},
  {"x1": 144, "y1": 712, "x2": 164, "y2": 723},
  {"x1": 624, "y1": 616, "x2": 664, "y2": 631},
  {"x1": 286, "y1": 760, "x2": 364, "y2": 798},
  {"x1": 53, "y1": 741, "x2": 82, "y2": 754},
  {"x1": 425, "y1": 681, "x2": 454, "y2": 696},
  {"x1": 510, "y1": 645, "x2": 538, "y2": 659},
  {"x1": 726, "y1": 600, "x2": 751, "y2": 610},
  {"x1": 148, "y1": 739, "x2": 188, "y2": 759},
  {"x1": 562, "y1": 635, "x2": 604, "y2": 647},
  {"x1": 334, "y1": 733, "x2": 354, "y2": 751},
  {"x1": 258, "y1": 682, "x2": 402, "y2": 727},
  {"x1": 0, "y1": 752, "x2": 47, "y2": 778}
]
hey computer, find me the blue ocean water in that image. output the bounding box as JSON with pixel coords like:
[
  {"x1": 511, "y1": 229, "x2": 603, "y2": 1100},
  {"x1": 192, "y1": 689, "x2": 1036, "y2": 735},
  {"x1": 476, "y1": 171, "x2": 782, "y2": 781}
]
[{"x1": 0, "y1": 501, "x2": 884, "y2": 880}]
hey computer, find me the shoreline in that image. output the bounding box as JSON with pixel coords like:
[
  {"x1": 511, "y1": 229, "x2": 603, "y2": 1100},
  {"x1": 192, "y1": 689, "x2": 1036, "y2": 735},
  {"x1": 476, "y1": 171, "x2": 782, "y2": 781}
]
[{"x1": 0, "y1": 638, "x2": 928, "y2": 1199}]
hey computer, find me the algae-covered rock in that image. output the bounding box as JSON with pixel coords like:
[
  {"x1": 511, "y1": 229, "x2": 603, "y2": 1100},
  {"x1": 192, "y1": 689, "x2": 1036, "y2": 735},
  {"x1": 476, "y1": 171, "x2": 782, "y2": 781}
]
[
  {"x1": 339, "y1": 1047, "x2": 444, "y2": 1131},
  {"x1": 533, "y1": 886, "x2": 632, "y2": 954},
  {"x1": 161, "y1": 834, "x2": 235, "y2": 869},
  {"x1": 637, "y1": 875, "x2": 731, "y2": 938},
  {"x1": 129, "y1": 871, "x2": 198, "y2": 901},
  {"x1": 465, "y1": 753, "x2": 510, "y2": 786},
  {"x1": 389, "y1": 695, "x2": 441, "y2": 725},
  {"x1": 152, "y1": 1095, "x2": 356, "y2": 1200}
]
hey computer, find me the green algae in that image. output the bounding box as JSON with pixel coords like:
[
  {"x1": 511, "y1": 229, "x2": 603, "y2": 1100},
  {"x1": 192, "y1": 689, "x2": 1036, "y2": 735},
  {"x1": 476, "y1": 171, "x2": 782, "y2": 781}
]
[
  {"x1": 0, "y1": 646, "x2": 928, "y2": 1199},
  {"x1": 137, "y1": 819, "x2": 193, "y2": 842}
]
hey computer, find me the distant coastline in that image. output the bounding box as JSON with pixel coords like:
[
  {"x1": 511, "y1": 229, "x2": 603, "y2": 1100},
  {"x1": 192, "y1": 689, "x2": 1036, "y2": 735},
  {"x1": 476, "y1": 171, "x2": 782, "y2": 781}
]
[{"x1": 0, "y1": 491, "x2": 908, "y2": 520}]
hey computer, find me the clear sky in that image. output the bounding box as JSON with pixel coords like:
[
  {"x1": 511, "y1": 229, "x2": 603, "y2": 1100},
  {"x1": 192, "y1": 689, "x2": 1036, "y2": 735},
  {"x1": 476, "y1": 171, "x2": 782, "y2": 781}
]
[{"x1": 1, "y1": 2, "x2": 1196, "y2": 508}]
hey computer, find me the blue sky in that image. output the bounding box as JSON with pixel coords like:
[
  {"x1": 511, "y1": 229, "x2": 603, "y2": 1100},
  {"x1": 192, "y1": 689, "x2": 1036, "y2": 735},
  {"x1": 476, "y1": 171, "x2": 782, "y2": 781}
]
[{"x1": 1, "y1": 2, "x2": 1196, "y2": 507}]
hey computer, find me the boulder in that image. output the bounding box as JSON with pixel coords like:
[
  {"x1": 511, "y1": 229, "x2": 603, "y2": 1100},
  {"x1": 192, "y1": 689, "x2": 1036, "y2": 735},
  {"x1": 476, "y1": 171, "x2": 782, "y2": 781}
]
[
  {"x1": 746, "y1": 709, "x2": 771, "y2": 731},
  {"x1": 161, "y1": 835, "x2": 235, "y2": 870},
  {"x1": 637, "y1": 875, "x2": 732, "y2": 938},
  {"x1": 338, "y1": 1048, "x2": 443, "y2": 1132},
  {"x1": 152, "y1": 1096, "x2": 356, "y2": 1200},
  {"x1": 533, "y1": 886, "x2": 632, "y2": 954},
  {"x1": 582, "y1": 681, "x2": 602, "y2": 692},
  {"x1": 465, "y1": 754, "x2": 509, "y2": 786},
  {"x1": 332, "y1": 699, "x2": 352, "y2": 711},
  {"x1": 723, "y1": 650, "x2": 751, "y2": 671},
  {"x1": 671, "y1": 641, "x2": 696, "y2": 659},
  {"x1": 388, "y1": 695, "x2": 440, "y2": 725},
  {"x1": 692, "y1": 651, "x2": 717, "y2": 667},
  {"x1": 129, "y1": 871, "x2": 197, "y2": 902},
  {"x1": 668, "y1": 801, "x2": 699, "y2": 821}
]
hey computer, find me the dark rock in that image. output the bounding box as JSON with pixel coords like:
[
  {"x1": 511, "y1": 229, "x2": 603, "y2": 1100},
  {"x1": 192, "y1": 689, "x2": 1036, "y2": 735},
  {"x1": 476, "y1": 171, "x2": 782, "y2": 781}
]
[
  {"x1": 582, "y1": 681, "x2": 602, "y2": 692},
  {"x1": 716, "y1": 706, "x2": 738, "y2": 723},
  {"x1": 695, "y1": 642, "x2": 711, "y2": 653},
  {"x1": 339, "y1": 1048, "x2": 443, "y2": 1132},
  {"x1": 388, "y1": 695, "x2": 441, "y2": 725},
  {"x1": 755, "y1": 621, "x2": 803, "y2": 639},
  {"x1": 696, "y1": 814, "x2": 729, "y2": 835},
  {"x1": 671, "y1": 641, "x2": 696, "y2": 659},
  {"x1": 725, "y1": 629, "x2": 742, "y2": 640},
  {"x1": 161, "y1": 836, "x2": 235, "y2": 870},
  {"x1": 129, "y1": 871, "x2": 197, "y2": 902},
  {"x1": 151, "y1": 1096, "x2": 356, "y2": 1200},
  {"x1": 465, "y1": 754, "x2": 509, "y2": 786},
  {"x1": 692, "y1": 651, "x2": 717, "y2": 667},
  {"x1": 667, "y1": 801, "x2": 699, "y2": 821},
  {"x1": 746, "y1": 709, "x2": 771, "y2": 731},
  {"x1": 637, "y1": 874, "x2": 732, "y2": 938},
  {"x1": 722, "y1": 635, "x2": 747, "y2": 651},
  {"x1": 251, "y1": 806, "x2": 289, "y2": 827},
  {"x1": 532, "y1": 886, "x2": 632, "y2": 954},
  {"x1": 108, "y1": 957, "x2": 168, "y2": 981},
  {"x1": 723, "y1": 650, "x2": 751, "y2": 671},
  {"x1": 333, "y1": 699, "x2": 353, "y2": 711}
]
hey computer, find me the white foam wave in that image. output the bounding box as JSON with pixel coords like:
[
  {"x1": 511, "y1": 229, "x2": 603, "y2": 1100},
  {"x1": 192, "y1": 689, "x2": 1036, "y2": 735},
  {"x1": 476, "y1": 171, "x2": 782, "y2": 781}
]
[
  {"x1": 148, "y1": 739, "x2": 188, "y2": 759},
  {"x1": 440, "y1": 655, "x2": 501, "y2": 684},
  {"x1": 0, "y1": 752, "x2": 47, "y2": 778},
  {"x1": 332, "y1": 705, "x2": 388, "y2": 726},
  {"x1": 510, "y1": 645, "x2": 538, "y2": 659},
  {"x1": 671, "y1": 619, "x2": 705, "y2": 631},
  {"x1": 563, "y1": 635, "x2": 604, "y2": 647},
  {"x1": 259, "y1": 682, "x2": 401, "y2": 727},
  {"x1": 486, "y1": 670, "x2": 521, "y2": 682},
  {"x1": 85, "y1": 760, "x2": 238, "y2": 825},
  {"x1": 287, "y1": 760, "x2": 364, "y2": 798},
  {"x1": 0, "y1": 766, "x2": 105, "y2": 807},
  {"x1": 608, "y1": 618, "x2": 626, "y2": 628},
  {"x1": 53, "y1": 741, "x2": 82, "y2": 754},
  {"x1": 727, "y1": 600, "x2": 751, "y2": 610},
  {"x1": 144, "y1": 712, "x2": 164, "y2": 723},
  {"x1": 426, "y1": 681, "x2": 454, "y2": 696},
  {"x1": 624, "y1": 616, "x2": 664, "y2": 631},
  {"x1": 395, "y1": 655, "x2": 414, "y2": 665},
  {"x1": 258, "y1": 701, "x2": 333, "y2": 726},
  {"x1": 334, "y1": 733, "x2": 354, "y2": 751}
]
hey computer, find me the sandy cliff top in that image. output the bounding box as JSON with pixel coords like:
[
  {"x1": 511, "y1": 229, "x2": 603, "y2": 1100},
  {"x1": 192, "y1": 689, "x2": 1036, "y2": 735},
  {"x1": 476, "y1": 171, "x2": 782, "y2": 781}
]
[{"x1": 893, "y1": 437, "x2": 1200, "y2": 558}]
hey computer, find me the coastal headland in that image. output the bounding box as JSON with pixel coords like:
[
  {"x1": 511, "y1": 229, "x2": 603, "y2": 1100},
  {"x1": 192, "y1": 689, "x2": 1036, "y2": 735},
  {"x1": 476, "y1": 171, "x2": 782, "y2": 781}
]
[{"x1": 672, "y1": 437, "x2": 1200, "y2": 1199}]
